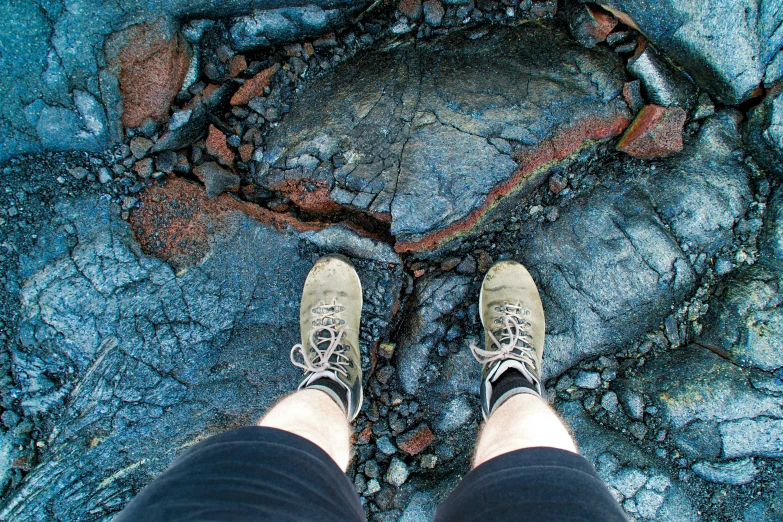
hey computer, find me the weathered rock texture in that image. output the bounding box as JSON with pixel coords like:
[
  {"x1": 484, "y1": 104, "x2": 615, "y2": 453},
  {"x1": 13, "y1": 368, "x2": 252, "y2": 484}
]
[
  {"x1": 2, "y1": 194, "x2": 402, "y2": 520},
  {"x1": 395, "y1": 111, "x2": 753, "y2": 392},
  {"x1": 596, "y1": 0, "x2": 783, "y2": 104},
  {"x1": 519, "y1": 112, "x2": 751, "y2": 377},
  {"x1": 744, "y1": 89, "x2": 783, "y2": 178},
  {"x1": 0, "y1": 0, "x2": 368, "y2": 163},
  {"x1": 259, "y1": 24, "x2": 631, "y2": 251},
  {"x1": 618, "y1": 346, "x2": 783, "y2": 462},
  {"x1": 699, "y1": 184, "x2": 783, "y2": 370}
]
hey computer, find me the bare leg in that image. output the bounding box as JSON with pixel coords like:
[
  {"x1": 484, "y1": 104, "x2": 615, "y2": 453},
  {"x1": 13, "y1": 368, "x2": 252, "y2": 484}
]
[
  {"x1": 259, "y1": 388, "x2": 352, "y2": 470},
  {"x1": 473, "y1": 393, "x2": 577, "y2": 468}
]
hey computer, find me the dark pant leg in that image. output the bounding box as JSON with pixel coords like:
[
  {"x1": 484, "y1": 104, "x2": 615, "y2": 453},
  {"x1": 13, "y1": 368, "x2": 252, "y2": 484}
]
[
  {"x1": 116, "y1": 426, "x2": 366, "y2": 522},
  {"x1": 435, "y1": 447, "x2": 628, "y2": 522}
]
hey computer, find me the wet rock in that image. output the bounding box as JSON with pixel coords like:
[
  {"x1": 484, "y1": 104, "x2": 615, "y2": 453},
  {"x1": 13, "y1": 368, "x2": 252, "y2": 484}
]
[
  {"x1": 744, "y1": 90, "x2": 783, "y2": 178},
  {"x1": 595, "y1": 0, "x2": 782, "y2": 104},
  {"x1": 260, "y1": 24, "x2": 630, "y2": 251},
  {"x1": 616, "y1": 105, "x2": 686, "y2": 158},
  {"x1": 565, "y1": 1, "x2": 618, "y2": 48},
  {"x1": 520, "y1": 113, "x2": 751, "y2": 378},
  {"x1": 627, "y1": 45, "x2": 698, "y2": 110},
  {"x1": 230, "y1": 63, "x2": 281, "y2": 106},
  {"x1": 3, "y1": 185, "x2": 400, "y2": 520},
  {"x1": 692, "y1": 459, "x2": 759, "y2": 485},
  {"x1": 105, "y1": 18, "x2": 192, "y2": 129},
  {"x1": 193, "y1": 161, "x2": 240, "y2": 198}
]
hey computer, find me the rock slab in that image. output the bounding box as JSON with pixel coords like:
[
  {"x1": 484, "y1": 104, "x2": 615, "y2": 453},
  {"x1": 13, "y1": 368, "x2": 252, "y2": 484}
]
[{"x1": 259, "y1": 24, "x2": 631, "y2": 251}]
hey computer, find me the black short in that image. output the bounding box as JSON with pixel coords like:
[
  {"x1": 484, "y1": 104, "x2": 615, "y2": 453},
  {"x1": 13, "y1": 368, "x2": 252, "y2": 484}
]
[{"x1": 116, "y1": 426, "x2": 627, "y2": 521}]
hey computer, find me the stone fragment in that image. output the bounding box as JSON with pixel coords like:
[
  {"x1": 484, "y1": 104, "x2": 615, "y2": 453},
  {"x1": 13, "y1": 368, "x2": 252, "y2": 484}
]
[
  {"x1": 134, "y1": 157, "x2": 154, "y2": 179},
  {"x1": 98, "y1": 167, "x2": 113, "y2": 184},
  {"x1": 601, "y1": 391, "x2": 619, "y2": 413},
  {"x1": 227, "y1": 55, "x2": 247, "y2": 78},
  {"x1": 68, "y1": 167, "x2": 89, "y2": 180},
  {"x1": 193, "y1": 161, "x2": 240, "y2": 199},
  {"x1": 720, "y1": 418, "x2": 783, "y2": 458},
  {"x1": 423, "y1": 0, "x2": 445, "y2": 26},
  {"x1": 396, "y1": 425, "x2": 434, "y2": 455},
  {"x1": 105, "y1": 18, "x2": 192, "y2": 129},
  {"x1": 635, "y1": 489, "x2": 665, "y2": 519},
  {"x1": 609, "y1": 467, "x2": 648, "y2": 498},
  {"x1": 617, "y1": 105, "x2": 686, "y2": 158},
  {"x1": 153, "y1": 82, "x2": 233, "y2": 152},
  {"x1": 230, "y1": 63, "x2": 280, "y2": 106},
  {"x1": 420, "y1": 454, "x2": 437, "y2": 469},
  {"x1": 229, "y1": 6, "x2": 352, "y2": 51},
  {"x1": 206, "y1": 125, "x2": 235, "y2": 166},
  {"x1": 566, "y1": 2, "x2": 618, "y2": 48},
  {"x1": 398, "y1": 0, "x2": 423, "y2": 20},
  {"x1": 627, "y1": 45, "x2": 698, "y2": 110},
  {"x1": 366, "y1": 479, "x2": 381, "y2": 495},
  {"x1": 130, "y1": 137, "x2": 153, "y2": 159},
  {"x1": 692, "y1": 459, "x2": 759, "y2": 485},
  {"x1": 377, "y1": 435, "x2": 397, "y2": 455},
  {"x1": 155, "y1": 151, "x2": 177, "y2": 173},
  {"x1": 575, "y1": 370, "x2": 601, "y2": 389},
  {"x1": 622, "y1": 80, "x2": 644, "y2": 113},
  {"x1": 238, "y1": 143, "x2": 254, "y2": 163},
  {"x1": 386, "y1": 457, "x2": 410, "y2": 487}
]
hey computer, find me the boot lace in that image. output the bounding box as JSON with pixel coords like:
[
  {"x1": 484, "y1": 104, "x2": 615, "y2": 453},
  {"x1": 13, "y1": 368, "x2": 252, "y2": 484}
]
[
  {"x1": 470, "y1": 302, "x2": 537, "y2": 370},
  {"x1": 290, "y1": 301, "x2": 352, "y2": 377}
]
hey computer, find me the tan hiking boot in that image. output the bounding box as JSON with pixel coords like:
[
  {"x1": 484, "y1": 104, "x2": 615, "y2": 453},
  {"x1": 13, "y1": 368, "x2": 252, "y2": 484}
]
[
  {"x1": 290, "y1": 254, "x2": 364, "y2": 421},
  {"x1": 471, "y1": 260, "x2": 546, "y2": 419}
]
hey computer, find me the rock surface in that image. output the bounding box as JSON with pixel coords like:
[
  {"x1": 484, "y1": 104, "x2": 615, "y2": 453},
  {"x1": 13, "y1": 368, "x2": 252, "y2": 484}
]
[
  {"x1": 744, "y1": 89, "x2": 783, "y2": 178},
  {"x1": 596, "y1": 0, "x2": 783, "y2": 104},
  {"x1": 259, "y1": 24, "x2": 631, "y2": 251},
  {"x1": 0, "y1": 0, "x2": 368, "y2": 163},
  {"x1": 519, "y1": 112, "x2": 751, "y2": 378},
  {"x1": 1, "y1": 192, "x2": 402, "y2": 520}
]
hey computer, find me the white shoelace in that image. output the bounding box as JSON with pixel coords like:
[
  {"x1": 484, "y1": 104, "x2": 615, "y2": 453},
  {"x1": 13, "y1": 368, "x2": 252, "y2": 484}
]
[
  {"x1": 290, "y1": 302, "x2": 352, "y2": 376},
  {"x1": 470, "y1": 303, "x2": 537, "y2": 370}
]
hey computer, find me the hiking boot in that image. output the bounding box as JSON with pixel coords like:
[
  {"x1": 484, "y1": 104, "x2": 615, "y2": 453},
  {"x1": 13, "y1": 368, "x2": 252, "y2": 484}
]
[
  {"x1": 290, "y1": 254, "x2": 364, "y2": 421},
  {"x1": 471, "y1": 260, "x2": 545, "y2": 419}
]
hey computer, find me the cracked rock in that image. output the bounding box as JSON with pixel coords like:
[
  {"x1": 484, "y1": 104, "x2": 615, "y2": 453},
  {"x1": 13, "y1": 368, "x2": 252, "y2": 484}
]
[{"x1": 260, "y1": 24, "x2": 631, "y2": 251}]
